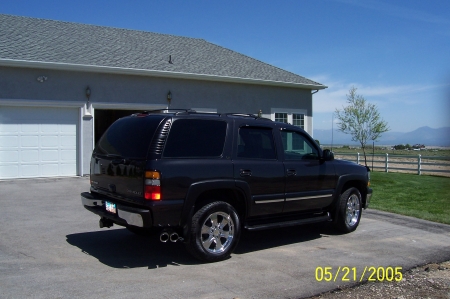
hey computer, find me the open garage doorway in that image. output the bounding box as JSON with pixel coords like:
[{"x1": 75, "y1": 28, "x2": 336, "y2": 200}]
[{"x1": 94, "y1": 109, "x2": 141, "y2": 145}]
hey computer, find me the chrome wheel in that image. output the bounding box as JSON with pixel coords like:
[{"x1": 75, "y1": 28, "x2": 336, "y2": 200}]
[
  {"x1": 345, "y1": 194, "x2": 361, "y2": 227},
  {"x1": 200, "y1": 211, "x2": 234, "y2": 254}
]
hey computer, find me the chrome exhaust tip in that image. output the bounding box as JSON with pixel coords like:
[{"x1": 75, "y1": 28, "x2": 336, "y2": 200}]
[
  {"x1": 169, "y1": 232, "x2": 179, "y2": 242},
  {"x1": 160, "y1": 231, "x2": 170, "y2": 243}
]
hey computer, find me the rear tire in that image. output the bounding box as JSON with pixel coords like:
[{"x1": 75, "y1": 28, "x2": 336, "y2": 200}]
[
  {"x1": 335, "y1": 187, "x2": 362, "y2": 233},
  {"x1": 185, "y1": 201, "x2": 241, "y2": 262}
]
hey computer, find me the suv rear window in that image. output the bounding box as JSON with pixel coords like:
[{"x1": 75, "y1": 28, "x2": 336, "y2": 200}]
[
  {"x1": 163, "y1": 119, "x2": 227, "y2": 158},
  {"x1": 94, "y1": 115, "x2": 164, "y2": 158}
]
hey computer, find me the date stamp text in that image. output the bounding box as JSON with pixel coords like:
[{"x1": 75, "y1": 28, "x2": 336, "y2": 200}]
[{"x1": 315, "y1": 266, "x2": 403, "y2": 282}]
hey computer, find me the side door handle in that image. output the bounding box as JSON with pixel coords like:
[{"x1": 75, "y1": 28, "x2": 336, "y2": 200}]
[
  {"x1": 240, "y1": 169, "x2": 252, "y2": 177},
  {"x1": 286, "y1": 169, "x2": 297, "y2": 176}
]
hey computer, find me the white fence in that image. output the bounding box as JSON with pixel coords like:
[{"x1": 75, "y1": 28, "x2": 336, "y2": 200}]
[{"x1": 334, "y1": 153, "x2": 450, "y2": 176}]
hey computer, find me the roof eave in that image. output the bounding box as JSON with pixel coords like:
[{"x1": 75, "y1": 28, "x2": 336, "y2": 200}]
[{"x1": 0, "y1": 59, "x2": 327, "y2": 90}]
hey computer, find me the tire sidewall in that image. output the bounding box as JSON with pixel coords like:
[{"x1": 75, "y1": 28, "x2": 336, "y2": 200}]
[
  {"x1": 337, "y1": 187, "x2": 362, "y2": 233},
  {"x1": 188, "y1": 201, "x2": 241, "y2": 262}
]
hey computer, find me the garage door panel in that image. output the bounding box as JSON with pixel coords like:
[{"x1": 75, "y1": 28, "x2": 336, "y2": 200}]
[
  {"x1": 21, "y1": 150, "x2": 39, "y2": 162},
  {"x1": 0, "y1": 165, "x2": 19, "y2": 179},
  {"x1": 41, "y1": 150, "x2": 59, "y2": 162},
  {"x1": 0, "y1": 136, "x2": 19, "y2": 147},
  {"x1": 41, "y1": 136, "x2": 59, "y2": 147},
  {"x1": 21, "y1": 164, "x2": 39, "y2": 177},
  {"x1": 61, "y1": 136, "x2": 76, "y2": 147},
  {"x1": 61, "y1": 150, "x2": 76, "y2": 161},
  {"x1": 0, "y1": 106, "x2": 78, "y2": 179},
  {"x1": 41, "y1": 164, "x2": 59, "y2": 176},
  {"x1": 0, "y1": 124, "x2": 19, "y2": 133},
  {"x1": 21, "y1": 124, "x2": 39, "y2": 133},
  {"x1": 41, "y1": 124, "x2": 60, "y2": 133},
  {"x1": 60, "y1": 164, "x2": 76, "y2": 175},
  {"x1": 0, "y1": 150, "x2": 19, "y2": 162},
  {"x1": 21, "y1": 136, "x2": 39, "y2": 147},
  {"x1": 60, "y1": 124, "x2": 76, "y2": 133}
]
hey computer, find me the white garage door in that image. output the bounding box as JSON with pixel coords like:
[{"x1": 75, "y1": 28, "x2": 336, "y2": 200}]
[{"x1": 0, "y1": 106, "x2": 78, "y2": 179}]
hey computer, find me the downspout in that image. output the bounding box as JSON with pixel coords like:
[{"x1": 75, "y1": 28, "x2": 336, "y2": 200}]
[{"x1": 310, "y1": 90, "x2": 319, "y2": 137}]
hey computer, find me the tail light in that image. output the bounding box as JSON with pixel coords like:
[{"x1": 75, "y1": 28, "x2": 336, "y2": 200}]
[{"x1": 144, "y1": 171, "x2": 161, "y2": 200}]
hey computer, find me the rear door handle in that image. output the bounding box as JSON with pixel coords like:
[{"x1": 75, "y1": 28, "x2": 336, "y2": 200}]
[
  {"x1": 240, "y1": 169, "x2": 252, "y2": 177},
  {"x1": 287, "y1": 169, "x2": 297, "y2": 176}
]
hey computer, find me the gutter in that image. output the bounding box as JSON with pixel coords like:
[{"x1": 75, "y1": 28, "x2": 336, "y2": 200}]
[{"x1": 0, "y1": 58, "x2": 327, "y2": 90}]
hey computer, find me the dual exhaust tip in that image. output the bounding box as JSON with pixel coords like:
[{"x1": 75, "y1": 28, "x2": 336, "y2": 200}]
[
  {"x1": 99, "y1": 218, "x2": 181, "y2": 243},
  {"x1": 160, "y1": 231, "x2": 182, "y2": 243}
]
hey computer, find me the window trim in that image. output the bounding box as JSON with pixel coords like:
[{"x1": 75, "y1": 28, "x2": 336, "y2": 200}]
[
  {"x1": 270, "y1": 108, "x2": 307, "y2": 130},
  {"x1": 280, "y1": 128, "x2": 320, "y2": 161}
]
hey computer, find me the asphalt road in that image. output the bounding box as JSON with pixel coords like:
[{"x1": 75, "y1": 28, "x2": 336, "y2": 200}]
[{"x1": 0, "y1": 177, "x2": 449, "y2": 299}]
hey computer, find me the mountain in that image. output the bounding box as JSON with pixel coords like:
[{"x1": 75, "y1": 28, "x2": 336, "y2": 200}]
[{"x1": 313, "y1": 126, "x2": 450, "y2": 147}]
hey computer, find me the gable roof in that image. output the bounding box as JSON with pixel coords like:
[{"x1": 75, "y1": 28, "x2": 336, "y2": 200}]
[{"x1": 0, "y1": 14, "x2": 326, "y2": 89}]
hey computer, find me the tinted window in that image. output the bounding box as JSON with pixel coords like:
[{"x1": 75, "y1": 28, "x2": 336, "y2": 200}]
[
  {"x1": 237, "y1": 127, "x2": 276, "y2": 159},
  {"x1": 95, "y1": 115, "x2": 164, "y2": 158},
  {"x1": 163, "y1": 119, "x2": 227, "y2": 158},
  {"x1": 281, "y1": 130, "x2": 319, "y2": 160}
]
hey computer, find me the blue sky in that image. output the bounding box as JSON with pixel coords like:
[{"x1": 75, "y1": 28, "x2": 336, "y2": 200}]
[{"x1": 1, "y1": 0, "x2": 449, "y2": 132}]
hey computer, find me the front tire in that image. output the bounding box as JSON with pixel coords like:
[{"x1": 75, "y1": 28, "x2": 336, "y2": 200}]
[
  {"x1": 185, "y1": 201, "x2": 241, "y2": 262},
  {"x1": 335, "y1": 187, "x2": 362, "y2": 233}
]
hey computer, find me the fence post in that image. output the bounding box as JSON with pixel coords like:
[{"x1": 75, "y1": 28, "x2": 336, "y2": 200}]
[
  {"x1": 357, "y1": 153, "x2": 360, "y2": 165},
  {"x1": 385, "y1": 153, "x2": 389, "y2": 173},
  {"x1": 418, "y1": 154, "x2": 421, "y2": 175}
]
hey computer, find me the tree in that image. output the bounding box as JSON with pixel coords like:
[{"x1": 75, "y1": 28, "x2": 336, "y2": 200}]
[{"x1": 335, "y1": 87, "x2": 389, "y2": 166}]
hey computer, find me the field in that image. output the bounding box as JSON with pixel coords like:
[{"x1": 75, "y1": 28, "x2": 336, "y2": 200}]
[
  {"x1": 331, "y1": 146, "x2": 450, "y2": 177},
  {"x1": 328, "y1": 145, "x2": 450, "y2": 157},
  {"x1": 369, "y1": 172, "x2": 450, "y2": 225}
]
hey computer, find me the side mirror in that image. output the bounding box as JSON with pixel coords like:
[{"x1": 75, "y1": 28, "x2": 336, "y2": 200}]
[{"x1": 322, "y1": 149, "x2": 334, "y2": 161}]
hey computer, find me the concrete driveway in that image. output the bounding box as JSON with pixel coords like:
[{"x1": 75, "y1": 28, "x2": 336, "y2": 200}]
[{"x1": 1, "y1": 177, "x2": 449, "y2": 299}]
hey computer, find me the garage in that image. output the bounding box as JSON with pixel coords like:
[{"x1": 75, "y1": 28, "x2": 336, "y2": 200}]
[
  {"x1": 94, "y1": 109, "x2": 140, "y2": 144},
  {"x1": 0, "y1": 106, "x2": 78, "y2": 179}
]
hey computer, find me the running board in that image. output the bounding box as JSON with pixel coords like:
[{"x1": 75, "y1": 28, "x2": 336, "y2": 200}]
[{"x1": 244, "y1": 213, "x2": 331, "y2": 231}]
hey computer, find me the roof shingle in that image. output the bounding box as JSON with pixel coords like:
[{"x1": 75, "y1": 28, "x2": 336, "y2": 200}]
[{"x1": 0, "y1": 14, "x2": 325, "y2": 88}]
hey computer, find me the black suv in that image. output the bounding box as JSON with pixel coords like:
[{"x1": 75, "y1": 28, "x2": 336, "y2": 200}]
[{"x1": 81, "y1": 110, "x2": 372, "y2": 262}]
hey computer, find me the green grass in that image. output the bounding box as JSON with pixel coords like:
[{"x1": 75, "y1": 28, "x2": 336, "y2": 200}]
[{"x1": 369, "y1": 172, "x2": 450, "y2": 225}]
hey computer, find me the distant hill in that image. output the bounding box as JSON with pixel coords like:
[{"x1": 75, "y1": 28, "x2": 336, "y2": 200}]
[{"x1": 313, "y1": 126, "x2": 450, "y2": 147}]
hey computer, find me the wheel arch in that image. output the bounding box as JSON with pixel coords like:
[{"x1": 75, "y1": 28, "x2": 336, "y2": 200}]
[
  {"x1": 180, "y1": 180, "x2": 249, "y2": 241},
  {"x1": 330, "y1": 175, "x2": 368, "y2": 221}
]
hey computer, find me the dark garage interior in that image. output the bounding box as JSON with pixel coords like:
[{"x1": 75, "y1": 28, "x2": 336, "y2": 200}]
[{"x1": 94, "y1": 109, "x2": 141, "y2": 144}]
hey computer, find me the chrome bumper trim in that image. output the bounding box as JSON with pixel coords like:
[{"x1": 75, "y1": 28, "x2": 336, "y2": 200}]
[
  {"x1": 118, "y1": 209, "x2": 144, "y2": 227},
  {"x1": 81, "y1": 196, "x2": 102, "y2": 207}
]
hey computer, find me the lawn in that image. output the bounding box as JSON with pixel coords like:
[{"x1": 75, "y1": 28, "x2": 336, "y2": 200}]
[{"x1": 369, "y1": 171, "x2": 450, "y2": 225}]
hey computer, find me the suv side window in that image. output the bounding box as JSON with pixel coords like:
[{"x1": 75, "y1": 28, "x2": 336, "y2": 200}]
[
  {"x1": 237, "y1": 127, "x2": 276, "y2": 159},
  {"x1": 281, "y1": 130, "x2": 319, "y2": 160},
  {"x1": 163, "y1": 119, "x2": 227, "y2": 158}
]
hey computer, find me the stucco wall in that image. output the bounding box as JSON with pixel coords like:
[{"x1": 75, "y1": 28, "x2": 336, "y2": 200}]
[{"x1": 0, "y1": 66, "x2": 315, "y2": 176}]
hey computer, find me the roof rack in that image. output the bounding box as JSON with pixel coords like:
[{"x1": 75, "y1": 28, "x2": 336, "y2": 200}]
[
  {"x1": 131, "y1": 110, "x2": 272, "y2": 120},
  {"x1": 224, "y1": 113, "x2": 272, "y2": 121},
  {"x1": 134, "y1": 109, "x2": 197, "y2": 116}
]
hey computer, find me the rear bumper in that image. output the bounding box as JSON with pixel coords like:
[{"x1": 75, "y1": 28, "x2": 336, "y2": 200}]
[
  {"x1": 364, "y1": 188, "x2": 373, "y2": 209},
  {"x1": 81, "y1": 192, "x2": 152, "y2": 228}
]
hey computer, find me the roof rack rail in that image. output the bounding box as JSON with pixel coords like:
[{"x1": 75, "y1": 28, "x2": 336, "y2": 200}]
[
  {"x1": 134, "y1": 109, "x2": 197, "y2": 115},
  {"x1": 224, "y1": 113, "x2": 272, "y2": 121}
]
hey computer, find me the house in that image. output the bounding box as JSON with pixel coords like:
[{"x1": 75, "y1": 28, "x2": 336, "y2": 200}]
[{"x1": 0, "y1": 14, "x2": 326, "y2": 179}]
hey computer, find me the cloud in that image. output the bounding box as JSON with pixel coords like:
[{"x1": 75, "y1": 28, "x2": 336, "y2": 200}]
[{"x1": 310, "y1": 74, "x2": 449, "y2": 113}]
